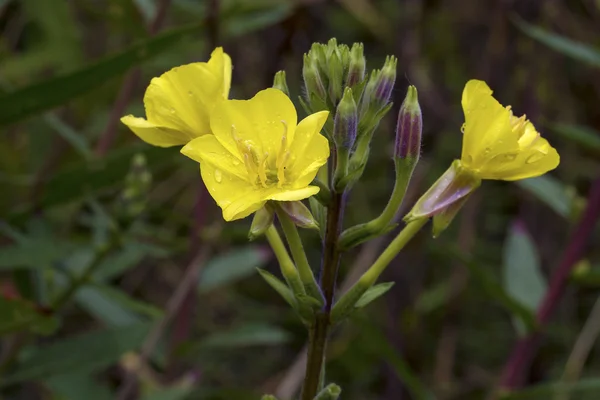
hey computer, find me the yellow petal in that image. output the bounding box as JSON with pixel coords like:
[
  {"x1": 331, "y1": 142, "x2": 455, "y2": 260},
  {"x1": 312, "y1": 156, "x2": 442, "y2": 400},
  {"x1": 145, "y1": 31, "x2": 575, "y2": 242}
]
[
  {"x1": 181, "y1": 135, "x2": 247, "y2": 181},
  {"x1": 210, "y1": 88, "x2": 298, "y2": 160},
  {"x1": 264, "y1": 186, "x2": 320, "y2": 201},
  {"x1": 460, "y1": 80, "x2": 518, "y2": 169},
  {"x1": 198, "y1": 163, "x2": 264, "y2": 221},
  {"x1": 120, "y1": 115, "x2": 194, "y2": 147},
  {"x1": 208, "y1": 47, "x2": 233, "y2": 98},
  {"x1": 477, "y1": 137, "x2": 560, "y2": 181},
  {"x1": 287, "y1": 111, "x2": 329, "y2": 187}
]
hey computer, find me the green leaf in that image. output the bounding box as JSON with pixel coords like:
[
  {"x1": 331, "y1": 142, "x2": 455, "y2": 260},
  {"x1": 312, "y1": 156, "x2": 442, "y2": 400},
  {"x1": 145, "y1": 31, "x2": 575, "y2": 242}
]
[
  {"x1": 7, "y1": 145, "x2": 177, "y2": 221},
  {"x1": 513, "y1": 17, "x2": 600, "y2": 68},
  {"x1": 355, "y1": 282, "x2": 395, "y2": 308},
  {"x1": 198, "y1": 323, "x2": 291, "y2": 349},
  {"x1": 500, "y1": 378, "x2": 600, "y2": 399},
  {"x1": 547, "y1": 123, "x2": 600, "y2": 153},
  {"x1": 503, "y1": 222, "x2": 547, "y2": 334},
  {"x1": 44, "y1": 372, "x2": 114, "y2": 400},
  {"x1": 1, "y1": 322, "x2": 152, "y2": 387},
  {"x1": 0, "y1": 297, "x2": 58, "y2": 336},
  {"x1": 0, "y1": 239, "x2": 78, "y2": 270},
  {"x1": 142, "y1": 387, "x2": 194, "y2": 400},
  {"x1": 256, "y1": 268, "x2": 296, "y2": 308},
  {"x1": 517, "y1": 176, "x2": 572, "y2": 218},
  {"x1": 198, "y1": 246, "x2": 270, "y2": 292},
  {"x1": 0, "y1": 23, "x2": 205, "y2": 126}
]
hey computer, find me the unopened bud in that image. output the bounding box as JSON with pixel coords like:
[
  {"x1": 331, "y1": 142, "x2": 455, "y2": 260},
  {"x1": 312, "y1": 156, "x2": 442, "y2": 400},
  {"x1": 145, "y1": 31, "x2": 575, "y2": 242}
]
[
  {"x1": 394, "y1": 85, "x2": 422, "y2": 160},
  {"x1": 278, "y1": 201, "x2": 319, "y2": 230},
  {"x1": 404, "y1": 160, "x2": 481, "y2": 236},
  {"x1": 272, "y1": 71, "x2": 290, "y2": 97},
  {"x1": 346, "y1": 43, "x2": 366, "y2": 87},
  {"x1": 333, "y1": 88, "x2": 358, "y2": 150},
  {"x1": 303, "y1": 54, "x2": 326, "y2": 101},
  {"x1": 248, "y1": 206, "x2": 274, "y2": 241},
  {"x1": 315, "y1": 384, "x2": 342, "y2": 400},
  {"x1": 261, "y1": 396, "x2": 278, "y2": 400},
  {"x1": 327, "y1": 50, "x2": 344, "y2": 104},
  {"x1": 375, "y1": 55, "x2": 397, "y2": 107}
]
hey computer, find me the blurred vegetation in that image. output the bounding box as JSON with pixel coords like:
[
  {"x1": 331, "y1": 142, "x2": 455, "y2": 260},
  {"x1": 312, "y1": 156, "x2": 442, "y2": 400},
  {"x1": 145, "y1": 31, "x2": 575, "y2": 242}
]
[{"x1": 0, "y1": 0, "x2": 600, "y2": 399}]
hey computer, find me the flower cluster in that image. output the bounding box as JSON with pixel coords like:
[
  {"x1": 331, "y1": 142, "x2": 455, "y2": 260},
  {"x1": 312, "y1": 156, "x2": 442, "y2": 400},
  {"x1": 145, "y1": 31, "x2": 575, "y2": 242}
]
[{"x1": 121, "y1": 48, "x2": 329, "y2": 221}]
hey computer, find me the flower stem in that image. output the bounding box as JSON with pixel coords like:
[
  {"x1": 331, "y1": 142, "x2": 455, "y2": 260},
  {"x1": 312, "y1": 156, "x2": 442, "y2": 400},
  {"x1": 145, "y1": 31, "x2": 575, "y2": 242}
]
[
  {"x1": 332, "y1": 217, "x2": 427, "y2": 322},
  {"x1": 339, "y1": 158, "x2": 416, "y2": 250},
  {"x1": 265, "y1": 225, "x2": 306, "y2": 297},
  {"x1": 276, "y1": 209, "x2": 323, "y2": 303},
  {"x1": 301, "y1": 191, "x2": 346, "y2": 400}
]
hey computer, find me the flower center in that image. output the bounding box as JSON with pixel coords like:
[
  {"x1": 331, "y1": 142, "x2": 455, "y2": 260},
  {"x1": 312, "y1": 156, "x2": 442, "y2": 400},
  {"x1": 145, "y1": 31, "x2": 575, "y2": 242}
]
[{"x1": 231, "y1": 123, "x2": 291, "y2": 189}]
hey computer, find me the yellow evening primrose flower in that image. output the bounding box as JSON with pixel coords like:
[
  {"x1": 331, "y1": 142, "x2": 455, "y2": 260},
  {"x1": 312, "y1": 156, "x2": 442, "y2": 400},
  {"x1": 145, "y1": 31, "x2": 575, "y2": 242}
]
[
  {"x1": 120, "y1": 47, "x2": 232, "y2": 147},
  {"x1": 459, "y1": 79, "x2": 559, "y2": 180},
  {"x1": 181, "y1": 88, "x2": 330, "y2": 221}
]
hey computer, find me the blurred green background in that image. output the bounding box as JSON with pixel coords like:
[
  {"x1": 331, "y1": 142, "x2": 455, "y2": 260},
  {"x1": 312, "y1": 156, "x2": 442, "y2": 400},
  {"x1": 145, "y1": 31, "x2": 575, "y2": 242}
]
[{"x1": 1, "y1": 0, "x2": 600, "y2": 399}]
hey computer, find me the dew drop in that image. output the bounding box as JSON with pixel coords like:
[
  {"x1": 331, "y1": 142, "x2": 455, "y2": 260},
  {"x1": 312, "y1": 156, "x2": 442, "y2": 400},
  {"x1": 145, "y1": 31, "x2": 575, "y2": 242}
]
[
  {"x1": 214, "y1": 169, "x2": 223, "y2": 183},
  {"x1": 503, "y1": 153, "x2": 517, "y2": 161},
  {"x1": 232, "y1": 159, "x2": 240, "y2": 166},
  {"x1": 525, "y1": 152, "x2": 544, "y2": 164},
  {"x1": 187, "y1": 91, "x2": 194, "y2": 97}
]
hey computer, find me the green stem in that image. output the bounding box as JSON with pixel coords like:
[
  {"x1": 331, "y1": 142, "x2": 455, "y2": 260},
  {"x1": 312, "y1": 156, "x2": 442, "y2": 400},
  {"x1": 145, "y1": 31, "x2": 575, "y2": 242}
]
[
  {"x1": 332, "y1": 218, "x2": 428, "y2": 322},
  {"x1": 339, "y1": 158, "x2": 416, "y2": 250},
  {"x1": 276, "y1": 209, "x2": 323, "y2": 303},
  {"x1": 301, "y1": 191, "x2": 345, "y2": 400},
  {"x1": 265, "y1": 225, "x2": 306, "y2": 297}
]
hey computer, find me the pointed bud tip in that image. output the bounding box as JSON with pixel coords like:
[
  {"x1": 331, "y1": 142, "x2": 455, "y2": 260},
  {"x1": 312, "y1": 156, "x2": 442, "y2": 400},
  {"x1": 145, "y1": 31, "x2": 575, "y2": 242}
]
[{"x1": 395, "y1": 85, "x2": 422, "y2": 160}]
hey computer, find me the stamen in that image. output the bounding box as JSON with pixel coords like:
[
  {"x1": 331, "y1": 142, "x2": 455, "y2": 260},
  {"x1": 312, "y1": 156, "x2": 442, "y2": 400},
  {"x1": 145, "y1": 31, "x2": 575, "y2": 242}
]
[
  {"x1": 258, "y1": 154, "x2": 269, "y2": 188},
  {"x1": 244, "y1": 153, "x2": 258, "y2": 184}
]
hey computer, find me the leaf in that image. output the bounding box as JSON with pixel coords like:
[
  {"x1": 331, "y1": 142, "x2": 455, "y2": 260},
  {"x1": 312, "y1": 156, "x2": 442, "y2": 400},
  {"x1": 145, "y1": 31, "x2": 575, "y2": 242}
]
[
  {"x1": 500, "y1": 378, "x2": 600, "y2": 399},
  {"x1": 0, "y1": 23, "x2": 205, "y2": 126},
  {"x1": 355, "y1": 282, "x2": 395, "y2": 308},
  {"x1": 547, "y1": 123, "x2": 600, "y2": 153},
  {"x1": 142, "y1": 387, "x2": 194, "y2": 400},
  {"x1": 0, "y1": 239, "x2": 78, "y2": 270},
  {"x1": 76, "y1": 284, "x2": 162, "y2": 327},
  {"x1": 1, "y1": 322, "x2": 152, "y2": 387},
  {"x1": 7, "y1": 145, "x2": 177, "y2": 222},
  {"x1": 513, "y1": 17, "x2": 600, "y2": 68},
  {"x1": 0, "y1": 297, "x2": 58, "y2": 336},
  {"x1": 256, "y1": 268, "x2": 296, "y2": 308},
  {"x1": 198, "y1": 323, "x2": 291, "y2": 349},
  {"x1": 198, "y1": 246, "x2": 270, "y2": 292},
  {"x1": 516, "y1": 176, "x2": 572, "y2": 218},
  {"x1": 222, "y1": 2, "x2": 293, "y2": 38},
  {"x1": 44, "y1": 372, "x2": 114, "y2": 400},
  {"x1": 503, "y1": 221, "x2": 547, "y2": 334}
]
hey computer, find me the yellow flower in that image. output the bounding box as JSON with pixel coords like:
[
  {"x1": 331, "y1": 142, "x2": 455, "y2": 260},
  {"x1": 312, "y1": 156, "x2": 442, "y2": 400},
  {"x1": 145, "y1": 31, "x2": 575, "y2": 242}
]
[
  {"x1": 460, "y1": 79, "x2": 559, "y2": 180},
  {"x1": 121, "y1": 47, "x2": 232, "y2": 147},
  {"x1": 181, "y1": 88, "x2": 330, "y2": 221}
]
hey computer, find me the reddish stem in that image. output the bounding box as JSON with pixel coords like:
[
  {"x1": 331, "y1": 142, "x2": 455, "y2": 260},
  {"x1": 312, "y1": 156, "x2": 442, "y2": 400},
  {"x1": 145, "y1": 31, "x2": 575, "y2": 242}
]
[{"x1": 498, "y1": 176, "x2": 600, "y2": 390}]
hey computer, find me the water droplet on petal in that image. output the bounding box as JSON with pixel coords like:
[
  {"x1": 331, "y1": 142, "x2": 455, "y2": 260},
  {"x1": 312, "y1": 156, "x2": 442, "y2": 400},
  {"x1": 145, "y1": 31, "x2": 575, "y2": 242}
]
[
  {"x1": 232, "y1": 159, "x2": 240, "y2": 166},
  {"x1": 525, "y1": 152, "x2": 544, "y2": 164},
  {"x1": 187, "y1": 91, "x2": 194, "y2": 97},
  {"x1": 503, "y1": 153, "x2": 517, "y2": 161},
  {"x1": 214, "y1": 169, "x2": 223, "y2": 183}
]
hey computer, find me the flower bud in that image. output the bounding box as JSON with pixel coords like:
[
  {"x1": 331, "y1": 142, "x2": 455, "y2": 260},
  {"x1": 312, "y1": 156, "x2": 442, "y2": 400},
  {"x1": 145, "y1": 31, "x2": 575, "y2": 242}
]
[
  {"x1": 394, "y1": 85, "x2": 422, "y2": 160},
  {"x1": 119, "y1": 153, "x2": 152, "y2": 219},
  {"x1": 375, "y1": 55, "x2": 397, "y2": 107},
  {"x1": 404, "y1": 160, "x2": 481, "y2": 236},
  {"x1": 248, "y1": 205, "x2": 274, "y2": 241},
  {"x1": 278, "y1": 201, "x2": 319, "y2": 230},
  {"x1": 315, "y1": 384, "x2": 342, "y2": 400},
  {"x1": 272, "y1": 70, "x2": 290, "y2": 97},
  {"x1": 303, "y1": 54, "x2": 326, "y2": 101},
  {"x1": 333, "y1": 87, "x2": 358, "y2": 150},
  {"x1": 327, "y1": 50, "x2": 344, "y2": 105},
  {"x1": 346, "y1": 43, "x2": 366, "y2": 87}
]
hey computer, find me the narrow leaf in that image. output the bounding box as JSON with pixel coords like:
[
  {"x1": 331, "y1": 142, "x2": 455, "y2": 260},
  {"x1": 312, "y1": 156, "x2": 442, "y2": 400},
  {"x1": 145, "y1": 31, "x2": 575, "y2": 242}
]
[
  {"x1": 355, "y1": 282, "x2": 395, "y2": 308},
  {"x1": 199, "y1": 246, "x2": 270, "y2": 292},
  {"x1": 256, "y1": 268, "x2": 296, "y2": 308},
  {"x1": 516, "y1": 176, "x2": 572, "y2": 218}
]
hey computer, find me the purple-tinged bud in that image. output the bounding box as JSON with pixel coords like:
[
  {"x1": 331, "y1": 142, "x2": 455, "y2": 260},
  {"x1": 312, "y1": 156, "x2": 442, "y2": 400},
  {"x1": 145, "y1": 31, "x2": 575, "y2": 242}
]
[
  {"x1": 374, "y1": 56, "x2": 397, "y2": 106},
  {"x1": 394, "y1": 85, "x2": 422, "y2": 160},
  {"x1": 272, "y1": 70, "x2": 290, "y2": 97},
  {"x1": 404, "y1": 160, "x2": 481, "y2": 237},
  {"x1": 346, "y1": 43, "x2": 366, "y2": 87},
  {"x1": 333, "y1": 87, "x2": 358, "y2": 150},
  {"x1": 303, "y1": 54, "x2": 326, "y2": 101}
]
